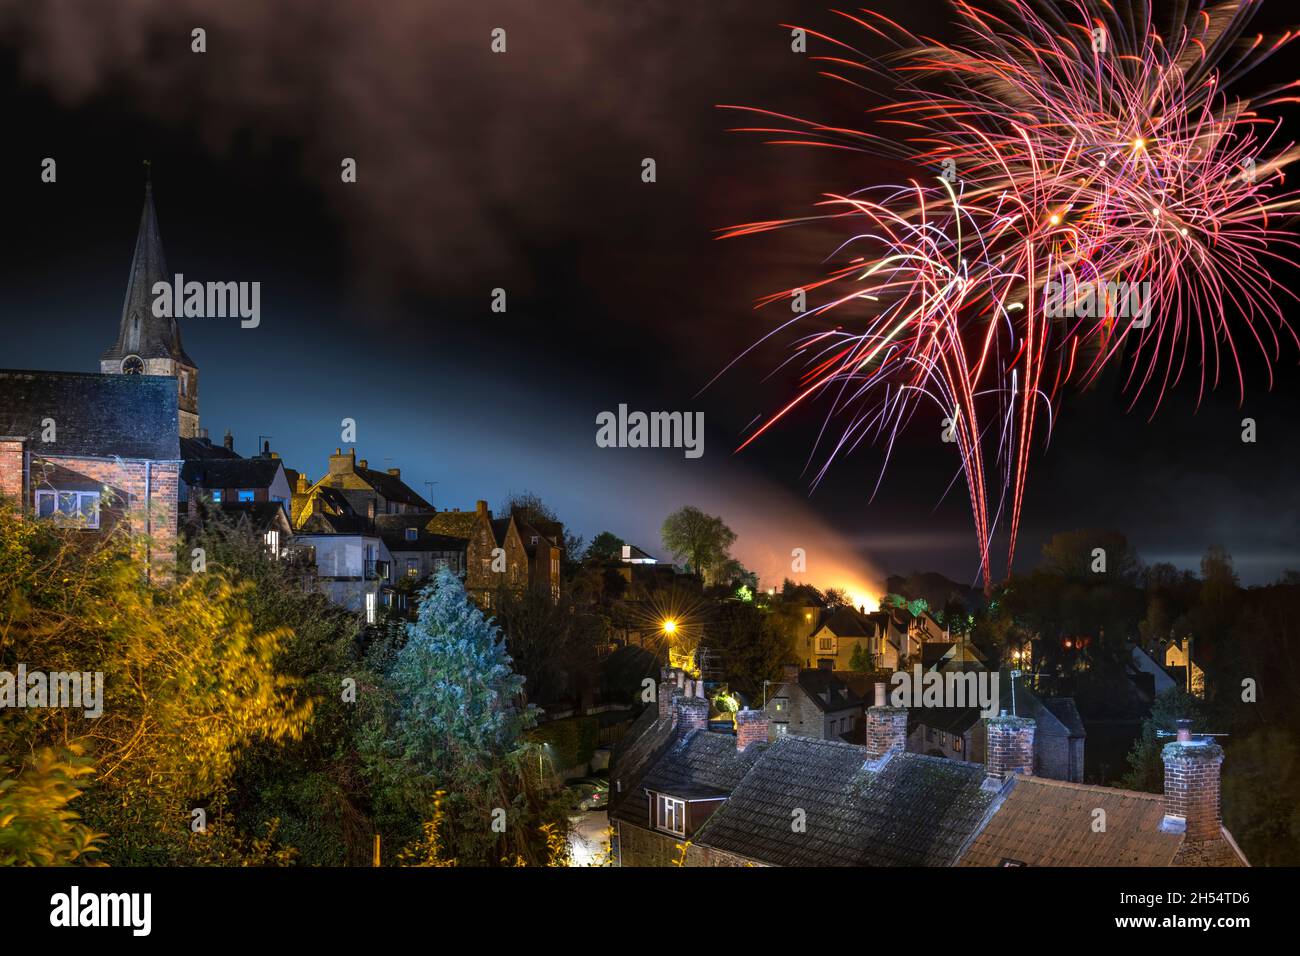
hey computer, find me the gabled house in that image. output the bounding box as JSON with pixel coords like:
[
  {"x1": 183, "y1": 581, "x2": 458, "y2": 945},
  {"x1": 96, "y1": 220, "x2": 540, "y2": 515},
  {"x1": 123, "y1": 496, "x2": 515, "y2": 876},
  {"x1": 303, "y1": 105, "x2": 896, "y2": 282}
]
[
  {"x1": 422, "y1": 500, "x2": 562, "y2": 606},
  {"x1": 805, "y1": 606, "x2": 878, "y2": 670},
  {"x1": 763, "y1": 665, "x2": 864, "y2": 742},
  {"x1": 921, "y1": 637, "x2": 988, "y2": 673},
  {"x1": 0, "y1": 369, "x2": 181, "y2": 582},
  {"x1": 1163, "y1": 638, "x2": 1206, "y2": 699},
  {"x1": 375, "y1": 513, "x2": 467, "y2": 582},
  {"x1": 299, "y1": 448, "x2": 431, "y2": 524},
  {"x1": 906, "y1": 676, "x2": 1086, "y2": 782},
  {"x1": 181, "y1": 455, "x2": 292, "y2": 518}
]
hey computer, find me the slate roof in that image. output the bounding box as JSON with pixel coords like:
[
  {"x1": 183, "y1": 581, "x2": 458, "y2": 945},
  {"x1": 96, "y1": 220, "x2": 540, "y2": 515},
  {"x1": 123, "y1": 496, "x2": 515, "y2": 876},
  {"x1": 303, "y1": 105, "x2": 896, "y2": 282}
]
[
  {"x1": 795, "y1": 669, "x2": 864, "y2": 713},
  {"x1": 425, "y1": 509, "x2": 483, "y2": 539},
  {"x1": 181, "y1": 457, "x2": 283, "y2": 489},
  {"x1": 819, "y1": 607, "x2": 876, "y2": 639},
  {"x1": 0, "y1": 369, "x2": 179, "y2": 460},
  {"x1": 610, "y1": 729, "x2": 765, "y2": 829},
  {"x1": 957, "y1": 776, "x2": 1244, "y2": 867},
  {"x1": 1042, "y1": 697, "x2": 1086, "y2": 737},
  {"x1": 906, "y1": 677, "x2": 1084, "y2": 742},
  {"x1": 180, "y1": 436, "x2": 241, "y2": 461},
  {"x1": 693, "y1": 737, "x2": 995, "y2": 867},
  {"x1": 102, "y1": 183, "x2": 194, "y2": 365},
  {"x1": 354, "y1": 465, "x2": 430, "y2": 508},
  {"x1": 189, "y1": 500, "x2": 290, "y2": 533},
  {"x1": 375, "y1": 514, "x2": 469, "y2": 554}
]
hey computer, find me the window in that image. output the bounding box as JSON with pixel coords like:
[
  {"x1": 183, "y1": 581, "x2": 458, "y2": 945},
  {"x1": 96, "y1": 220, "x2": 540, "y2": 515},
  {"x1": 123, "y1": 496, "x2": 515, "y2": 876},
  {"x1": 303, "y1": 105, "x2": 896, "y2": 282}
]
[
  {"x1": 817, "y1": 636, "x2": 834, "y2": 651},
  {"x1": 654, "y1": 794, "x2": 686, "y2": 837},
  {"x1": 773, "y1": 697, "x2": 788, "y2": 715},
  {"x1": 211, "y1": 490, "x2": 223, "y2": 503},
  {"x1": 405, "y1": 528, "x2": 418, "y2": 542},
  {"x1": 406, "y1": 558, "x2": 419, "y2": 577},
  {"x1": 237, "y1": 490, "x2": 255, "y2": 502},
  {"x1": 774, "y1": 722, "x2": 789, "y2": 735},
  {"x1": 35, "y1": 490, "x2": 100, "y2": 529}
]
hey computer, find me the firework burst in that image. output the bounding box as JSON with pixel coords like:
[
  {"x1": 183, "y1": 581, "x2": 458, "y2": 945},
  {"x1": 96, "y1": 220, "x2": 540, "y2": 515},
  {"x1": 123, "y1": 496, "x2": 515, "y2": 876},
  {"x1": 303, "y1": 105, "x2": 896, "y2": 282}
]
[{"x1": 720, "y1": 0, "x2": 1300, "y2": 591}]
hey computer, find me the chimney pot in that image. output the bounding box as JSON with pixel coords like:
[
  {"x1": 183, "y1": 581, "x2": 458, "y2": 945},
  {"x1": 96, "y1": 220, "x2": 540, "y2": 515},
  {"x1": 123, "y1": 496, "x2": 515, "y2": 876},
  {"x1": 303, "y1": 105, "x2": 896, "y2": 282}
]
[
  {"x1": 874, "y1": 682, "x2": 887, "y2": 707},
  {"x1": 1162, "y1": 720, "x2": 1224, "y2": 842},
  {"x1": 358, "y1": 459, "x2": 368, "y2": 469},
  {"x1": 387, "y1": 467, "x2": 400, "y2": 477}
]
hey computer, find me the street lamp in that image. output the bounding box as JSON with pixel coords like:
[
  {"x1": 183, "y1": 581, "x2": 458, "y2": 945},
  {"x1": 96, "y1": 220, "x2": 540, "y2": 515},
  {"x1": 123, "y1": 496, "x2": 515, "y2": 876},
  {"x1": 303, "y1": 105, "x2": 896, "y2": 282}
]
[{"x1": 662, "y1": 618, "x2": 677, "y2": 636}]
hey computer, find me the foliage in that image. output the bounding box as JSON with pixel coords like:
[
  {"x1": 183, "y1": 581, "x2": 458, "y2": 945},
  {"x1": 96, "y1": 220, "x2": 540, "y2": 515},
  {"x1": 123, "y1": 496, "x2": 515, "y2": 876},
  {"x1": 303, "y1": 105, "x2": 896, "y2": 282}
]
[
  {"x1": 660, "y1": 506, "x2": 736, "y2": 585},
  {"x1": 584, "y1": 531, "x2": 626, "y2": 563},
  {"x1": 0, "y1": 746, "x2": 103, "y2": 866}
]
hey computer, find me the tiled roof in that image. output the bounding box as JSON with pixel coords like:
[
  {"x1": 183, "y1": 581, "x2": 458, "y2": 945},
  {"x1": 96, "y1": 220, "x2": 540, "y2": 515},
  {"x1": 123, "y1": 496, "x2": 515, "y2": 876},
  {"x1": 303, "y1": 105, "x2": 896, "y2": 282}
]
[
  {"x1": 611, "y1": 729, "x2": 764, "y2": 828},
  {"x1": 354, "y1": 465, "x2": 431, "y2": 508},
  {"x1": 180, "y1": 436, "x2": 241, "y2": 461},
  {"x1": 694, "y1": 737, "x2": 994, "y2": 866},
  {"x1": 182, "y1": 457, "x2": 283, "y2": 489},
  {"x1": 1042, "y1": 697, "x2": 1087, "y2": 737},
  {"x1": 819, "y1": 606, "x2": 876, "y2": 639},
  {"x1": 375, "y1": 514, "x2": 469, "y2": 553},
  {"x1": 425, "y1": 509, "x2": 483, "y2": 539},
  {"x1": 959, "y1": 777, "x2": 1191, "y2": 866},
  {"x1": 0, "y1": 369, "x2": 179, "y2": 460},
  {"x1": 795, "y1": 669, "x2": 864, "y2": 713}
]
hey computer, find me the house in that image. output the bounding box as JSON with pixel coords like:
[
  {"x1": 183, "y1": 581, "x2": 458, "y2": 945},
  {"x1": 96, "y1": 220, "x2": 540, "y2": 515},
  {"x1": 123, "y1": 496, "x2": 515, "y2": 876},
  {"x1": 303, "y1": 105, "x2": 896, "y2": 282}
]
[
  {"x1": 1163, "y1": 638, "x2": 1206, "y2": 698},
  {"x1": 763, "y1": 665, "x2": 864, "y2": 742},
  {"x1": 298, "y1": 448, "x2": 431, "y2": 524},
  {"x1": 0, "y1": 369, "x2": 182, "y2": 582},
  {"x1": 423, "y1": 500, "x2": 562, "y2": 605},
  {"x1": 612, "y1": 679, "x2": 995, "y2": 867},
  {"x1": 375, "y1": 513, "x2": 467, "y2": 582},
  {"x1": 184, "y1": 497, "x2": 296, "y2": 561},
  {"x1": 920, "y1": 637, "x2": 988, "y2": 673},
  {"x1": 611, "y1": 680, "x2": 1246, "y2": 867},
  {"x1": 906, "y1": 675, "x2": 1085, "y2": 782},
  {"x1": 181, "y1": 454, "x2": 292, "y2": 517},
  {"x1": 290, "y1": 528, "x2": 394, "y2": 620},
  {"x1": 619, "y1": 543, "x2": 657, "y2": 564},
  {"x1": 1129, "y1": 642, "x2": 1180, "y2": 698},
  {"x1": 958, "y1": 719, "x2": 1247, "y2": 866},
  {"x1": 805, "y1": 606, "x2": 878, "y2": 670}
]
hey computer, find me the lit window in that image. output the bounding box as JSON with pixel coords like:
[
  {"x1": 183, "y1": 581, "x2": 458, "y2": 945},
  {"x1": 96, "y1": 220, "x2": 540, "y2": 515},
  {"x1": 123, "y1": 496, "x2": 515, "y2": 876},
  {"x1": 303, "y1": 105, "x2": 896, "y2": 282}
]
[
  {"x1": 34, "y1": 490, "x2": 100, "y2": 529},
  {"x1": 818, "y1": 636, "x2": 834, "y2": 651},
  {"x1": 237, "y1": 490, "x2": 255, "y2": 502},
  {"x1": 211, "y1": 490, "x2": 223, "y2": 503},
  {"x1": 406, "y1": 558, "x2": 419, "y2": 577},
  {"x1": 773, "y1": 697, "x2": 788, "y2": 714},
  {"x1": 654, "y1": 794, "x2": 686, "y2": 837}
]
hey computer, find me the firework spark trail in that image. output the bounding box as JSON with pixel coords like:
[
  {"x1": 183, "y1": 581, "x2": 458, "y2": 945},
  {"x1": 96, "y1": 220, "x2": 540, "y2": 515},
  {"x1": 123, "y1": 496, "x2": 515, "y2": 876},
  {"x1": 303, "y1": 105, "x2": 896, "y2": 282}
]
[{"x1": 720, "y1": 0, "x2": 1300, "y2": 591}]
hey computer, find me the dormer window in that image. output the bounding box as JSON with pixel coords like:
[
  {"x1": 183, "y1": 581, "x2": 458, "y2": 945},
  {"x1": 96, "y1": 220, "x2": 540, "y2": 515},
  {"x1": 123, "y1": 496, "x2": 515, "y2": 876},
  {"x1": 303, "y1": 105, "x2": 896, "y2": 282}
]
[
  {"x1": 652, "y1": 793, "x2": 686, "y2": 837},
  {"x1": 405, "y1": 528, "x2": 418, "y2": 542}
]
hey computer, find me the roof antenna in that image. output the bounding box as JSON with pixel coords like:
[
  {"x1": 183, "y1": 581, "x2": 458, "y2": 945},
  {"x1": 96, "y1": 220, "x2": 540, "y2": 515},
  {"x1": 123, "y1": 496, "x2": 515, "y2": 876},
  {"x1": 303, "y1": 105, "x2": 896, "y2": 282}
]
[{"x1": 1009, "y1": 669, "x2": 1022, "y2": 716}]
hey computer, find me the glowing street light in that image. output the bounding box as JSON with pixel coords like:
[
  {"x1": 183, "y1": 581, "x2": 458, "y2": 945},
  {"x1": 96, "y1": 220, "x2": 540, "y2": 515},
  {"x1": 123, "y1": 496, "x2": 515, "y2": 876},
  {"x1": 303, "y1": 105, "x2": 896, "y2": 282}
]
[{"x1": 662, "y1": 618, "x2": 677, "y2": 636}]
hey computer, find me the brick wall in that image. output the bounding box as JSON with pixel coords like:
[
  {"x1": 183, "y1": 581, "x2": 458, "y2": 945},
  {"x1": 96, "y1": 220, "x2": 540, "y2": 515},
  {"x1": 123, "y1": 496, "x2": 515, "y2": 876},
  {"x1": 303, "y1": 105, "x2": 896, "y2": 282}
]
[
  {"x1": 865, "y1": 704, "x2": 908, "y2": 760},
  {"x1": 0, "y1": 439, "x2": 24, "y2": 501},
  {"x1": 1162, "y1": 741, "x2": 1224, "y2": 842},
  {"x1": 985, "y1": 715, "x2": 1035, "y2": 780}
]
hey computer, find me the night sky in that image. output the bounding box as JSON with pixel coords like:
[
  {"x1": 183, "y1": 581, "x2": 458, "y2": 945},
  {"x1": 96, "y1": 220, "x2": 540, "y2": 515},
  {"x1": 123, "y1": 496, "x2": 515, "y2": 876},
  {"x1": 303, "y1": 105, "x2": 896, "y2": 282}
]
[{"x1": 1, "y1": 0, "x2": 1297, "y2": 592}]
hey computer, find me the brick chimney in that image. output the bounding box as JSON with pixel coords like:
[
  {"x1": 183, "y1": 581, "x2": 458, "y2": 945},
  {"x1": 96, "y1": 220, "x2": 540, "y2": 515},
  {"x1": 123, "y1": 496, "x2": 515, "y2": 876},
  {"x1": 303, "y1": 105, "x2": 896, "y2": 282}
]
[
  {"x1": 358, "y1": 459, "x2": 368, "y2": 470},
  {"x1": 387, "y1": 467, "x2": 401, "y2": 478},
  {"x1": 985, "y1": 713, "x2": 1035, "y2": 786},
  {"x1": 476, "y1": 499, "x2": 488, "y2": 515},
  {"x1": 295, "y1": 473, "x2": 310, "y2": 494},
  {"x1": 1161, "y1": 719, "x2": 1224, "y2": 842},
  {"x1": 735, "y1": 709, "x2": 769, "y2": 751},
  {"x1": 328, "y1": 448, "x2": 356, "y2": 475},
  {"x1": 658, "y1": 669, "x2": 685, "y2": 719},
  {"x1": 864, "y1": 682, "x2": 908, "y2": 764},
  {"x1": 782, "y1": 663, "x2": 799, "y2": 683},
  {"x1": 674, "y1": 695, "x2": 709, "y2": 737},
  {"x1": 223, "y1": 429, "x2": 234, "y2": 451}
]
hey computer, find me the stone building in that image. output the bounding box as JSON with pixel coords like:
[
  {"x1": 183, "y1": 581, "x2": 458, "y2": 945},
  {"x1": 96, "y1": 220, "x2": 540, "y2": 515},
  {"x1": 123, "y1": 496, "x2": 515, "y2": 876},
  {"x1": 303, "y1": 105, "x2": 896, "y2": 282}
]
[
  {"x1": 0, "y1": 369, "x2": 181, "y2": 583},
  {"x1": 100, "y1": 182, "x2": 200, "y2": 439}
]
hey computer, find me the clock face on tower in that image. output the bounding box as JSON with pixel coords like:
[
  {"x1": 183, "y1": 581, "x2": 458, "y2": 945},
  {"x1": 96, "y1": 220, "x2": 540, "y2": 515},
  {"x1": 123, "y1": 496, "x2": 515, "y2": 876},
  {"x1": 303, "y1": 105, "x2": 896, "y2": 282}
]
[{"x1": 121, "y1": 355, "x2": 144, "y2": 375}]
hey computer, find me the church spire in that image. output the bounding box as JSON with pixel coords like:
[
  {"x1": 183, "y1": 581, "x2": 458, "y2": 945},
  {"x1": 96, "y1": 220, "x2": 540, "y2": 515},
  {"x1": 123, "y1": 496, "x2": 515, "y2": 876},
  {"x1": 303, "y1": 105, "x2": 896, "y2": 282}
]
[{"x1": 102, "y1": 178, "x2": 193, "y2": 365}]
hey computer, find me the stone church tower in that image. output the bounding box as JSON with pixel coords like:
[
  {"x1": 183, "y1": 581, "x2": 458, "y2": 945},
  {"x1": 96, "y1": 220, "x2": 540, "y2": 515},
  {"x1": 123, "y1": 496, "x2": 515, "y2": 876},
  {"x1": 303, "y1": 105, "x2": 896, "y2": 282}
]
[{"x1": 101, "y1": 181, "x2": 199, "y2": 438}]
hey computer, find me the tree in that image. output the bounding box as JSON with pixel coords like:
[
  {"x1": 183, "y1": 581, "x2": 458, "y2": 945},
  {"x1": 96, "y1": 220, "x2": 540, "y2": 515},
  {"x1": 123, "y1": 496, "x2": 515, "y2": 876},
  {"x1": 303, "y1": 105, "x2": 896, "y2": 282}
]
[
  {"x1": 704, "y1": 602, "x2": 792, "y2": 701},
  {"x1": 363, "y1": 569, "x2": 566, "y2": 865},
  {"x1": 584, "y1": 531, "x2": 625, "y2": 563},
  {"x1": 660, "y1": 506, "x2": 736, "y2": 585},
  {"x1": 0, "y1": 746, "x2": 102, "y2": 866}
]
